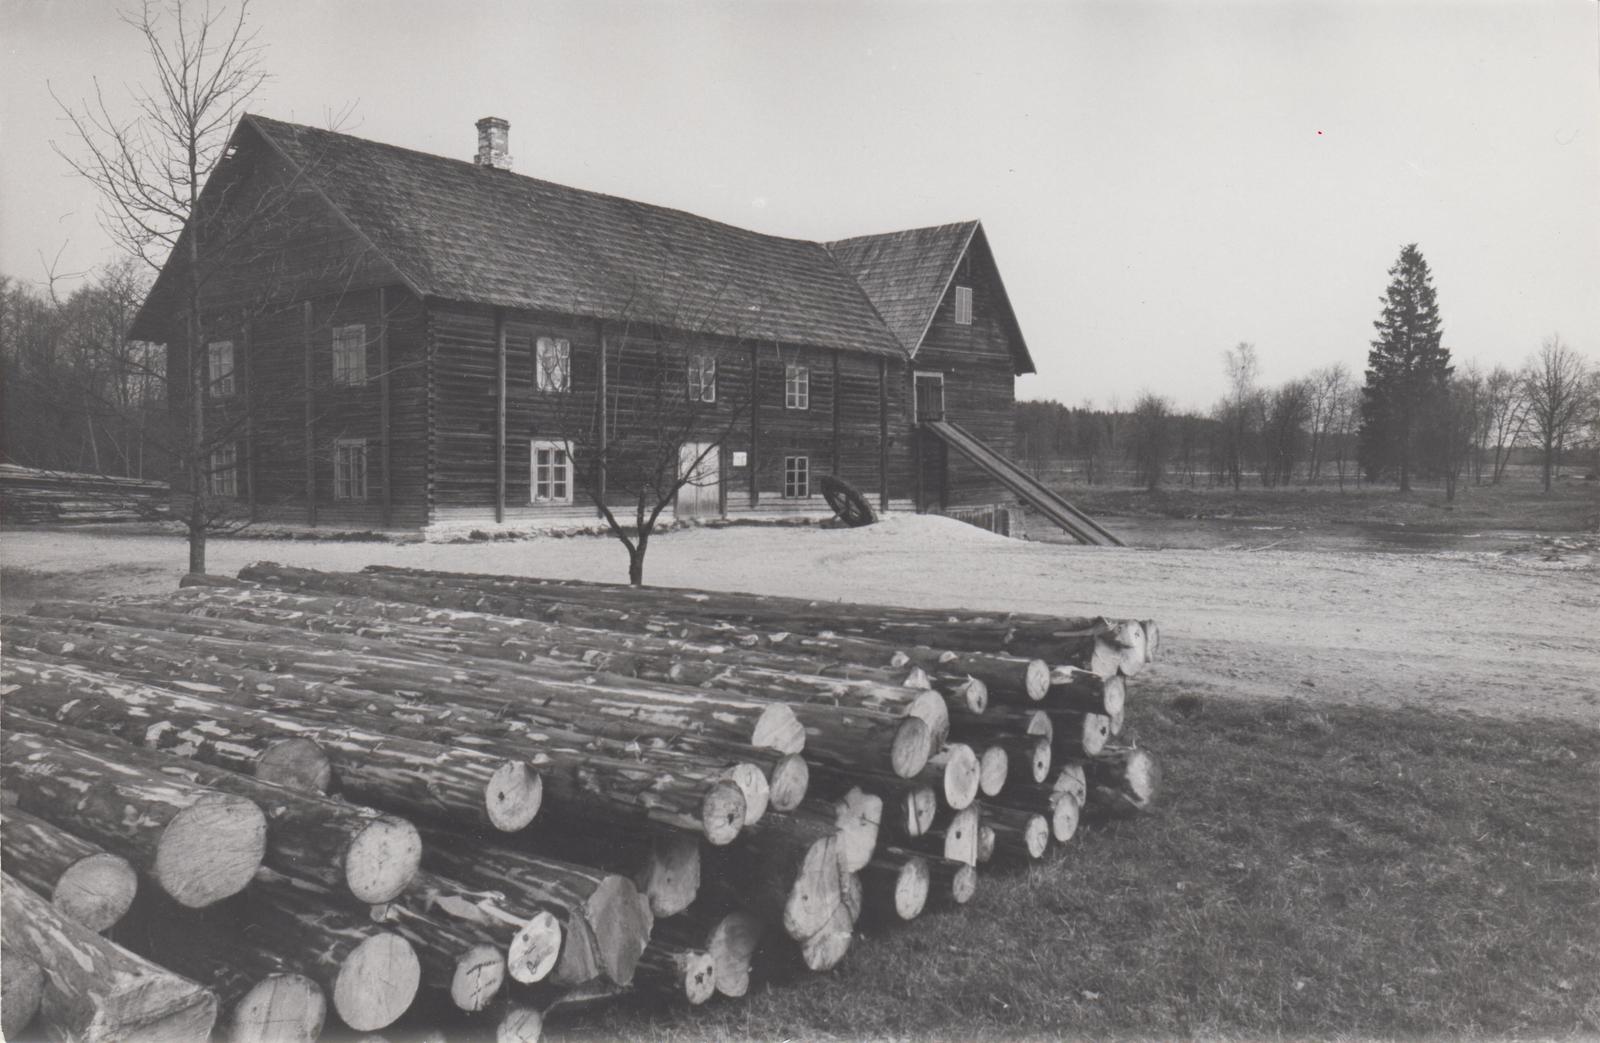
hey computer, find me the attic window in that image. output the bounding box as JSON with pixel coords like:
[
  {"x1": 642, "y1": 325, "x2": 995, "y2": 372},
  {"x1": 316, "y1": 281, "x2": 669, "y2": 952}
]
[{"x1": 954, "y1": 286, "x2": 973, "y2": 326}]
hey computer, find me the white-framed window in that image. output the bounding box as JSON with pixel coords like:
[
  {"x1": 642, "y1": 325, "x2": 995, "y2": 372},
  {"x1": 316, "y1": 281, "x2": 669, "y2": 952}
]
[
  {"x1": 207, "y1": 341, "x2": 235, "y2": 398},
  {"x1": 783, "y1": 455, "x2": 809, "y2": 498},
  {"x1": 536, "y1": 336, "x2": 571, "y2": 392},
  {"x1": 531, "y1": 440, "x2": 572, "y2": 503},
  {"x1": 207, "y1": 443, "x2": 238, "y2": 497},
  {"x1": 954, "y1": 285, "x2": 973, "y2": 325},
  {"x1": 785, "y1": 364, "x2": 810, "y2": 410},
  {"x1": 332, "y1": 324, "x2": 367, "y2": 385},
  {"x1": 688, "y1": 355, "x2": 716, "y2": 404},
  {"x1": 334, "y1": 438, "x2": 368, "y2": 500}
]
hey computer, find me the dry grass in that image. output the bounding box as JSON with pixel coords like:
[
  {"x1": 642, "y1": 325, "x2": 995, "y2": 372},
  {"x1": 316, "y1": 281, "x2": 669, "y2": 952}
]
[
  {"x1": 554, "y1": 688, "x2": 1600, "y2": 1042},
  {"x1": 1065, "y1": 468, "x2": 1600, "y2": 535}
]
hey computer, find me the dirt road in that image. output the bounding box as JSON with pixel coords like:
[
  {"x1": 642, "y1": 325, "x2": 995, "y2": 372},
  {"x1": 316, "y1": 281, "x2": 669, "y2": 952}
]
[{"x1": 3, "y1": 515, "x2": 1595, "y2": 723}]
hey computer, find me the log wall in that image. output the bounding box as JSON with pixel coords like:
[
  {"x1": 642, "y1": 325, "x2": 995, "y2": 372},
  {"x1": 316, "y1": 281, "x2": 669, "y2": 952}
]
[{"x1": 904, "y1": 234, "x2": 1024, "y2": 509}]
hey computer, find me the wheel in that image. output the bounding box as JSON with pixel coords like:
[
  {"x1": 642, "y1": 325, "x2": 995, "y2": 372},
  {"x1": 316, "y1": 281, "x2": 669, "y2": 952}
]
[{"x1": 819, "y1": 474, "x2": 876, "y2": 527}]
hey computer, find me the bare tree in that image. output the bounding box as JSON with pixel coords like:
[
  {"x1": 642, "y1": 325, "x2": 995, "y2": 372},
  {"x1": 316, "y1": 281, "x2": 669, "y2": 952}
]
[
  {"x1": 1306, "y1": 363, "x2": 1351, "y2": 482},
  {"x1": 52, "y1": 0, "x2": 267, "y2": 572},
  {"x1": 1523, "y1": 336, "x2": 1592, "y2": 492},
  {"x1": 539, "y1": 290, "x2": 771, "y2": 585},
  {"x1": 1481, "y1": 363, "x2": 1531, "y2": 485},
  {"x1": 1215, "y1": 342, "x2": 1262, "y2": 490}
]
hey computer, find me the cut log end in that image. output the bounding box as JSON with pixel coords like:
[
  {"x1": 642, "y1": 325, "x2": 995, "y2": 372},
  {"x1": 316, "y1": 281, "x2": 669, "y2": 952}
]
[
  {"x1": 1022, "y1": 814, "x2": 1050, "y2": 858},
  {"x1": 682, "y1": 948, "x2": 717, "y2": 1005},
  {"x1": 54, "y1": 852, "x2": 138, "y2": 933},
  {"x1": 908, "y1": 785, "x2": 937, "y2": 838},
  {"x1": 767, "y1": 754, "x2": 810, "y2": 812},
  {"x1": 332, "y1": 932, "x2": 420, "y2": 1032},
  {"x1": 892, "y1": 855, "x2": 930, "y2": 920},
  {"x1": 701, "y1": 780, "x2": 748, "y2": 845},
  {"x1": 907, "y1": 689, "x2": 951, "y2": 746},
  {"x1": 889, "y1": 717, "x2": 934, "y2": 780},
  {"x1": 507, "y1": 909, "x2": 563, "y2": 984},
  {"x1": 587, "y1": 875, "x2": 653, "y2": 986},
  {"x1": 1052, "y1": 792, "x2": 1081, "y2": 842},
  {"x1": 638, "y1": 834, "x2": 700, "y2": 918},
  {"x1": 1026, "y1": 736, "x2": 1052, "y2": 785},
  {"x1": 1024, "y1": 658, "x2": 1051, "y2": 701},
  {"x1": 798, "y1": 901, "x2": 855, "y2": 972},
  {"x1": 954, "y1": 676, "x2": 988, "y2": 714},
  {"x1": 255, "y1": 738, "x2": 335, "y2": 794},
  {"x1": 709, "y1": 911, "x2": 764, "y2": 998},
  {"x1": 1104, "y1": 674, "x2": 1127, "y2": 718},
  {"x1": 485, "y1": 761, "x2": 542, "y2": 832},
  {"x1": 833, "y1": 787, "x2": 884, "y2": 874},
  {"x1": 978, "y1": 745, "x2": 1009, "y2": 798},
  {"x1": 496, "y1": 1005, "x2": 543, "y2": 1043},
  {"x1": 943, "y1": 806, "x2": 981, "y2": 866},
  {"x1": 344, "y1": 816, "x2": 424, "y2": 904},
  {"x1": 750, "y1": 703, "x2": 806, "y2": 755},
  {"x1": 230, "y1": 972, "x2": 326, "y2": 1043},
  {"x1": 940, "y1": 743, "x2": 981, "y2": 810},
  {"x1": 153, "y1": 792, "x2": 268, "y2": 908},
  {"x1": 1, "y1": 946, "x2": 43, "y2": 1041},
  {"x1": 724, "y1": 763, "x2": 770, "y2": 825},
  {"x1": 451, "y1": 942, "x2": 507, "y2": 1013},
  {"x1": 950, "y1": 863, "x2": 978, "y2": 905}
]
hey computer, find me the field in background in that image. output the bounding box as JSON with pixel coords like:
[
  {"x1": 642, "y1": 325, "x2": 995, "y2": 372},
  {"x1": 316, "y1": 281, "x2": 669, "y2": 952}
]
[{"x1": 1037, "y1": 467, "x2": 1599, "y2": 553}]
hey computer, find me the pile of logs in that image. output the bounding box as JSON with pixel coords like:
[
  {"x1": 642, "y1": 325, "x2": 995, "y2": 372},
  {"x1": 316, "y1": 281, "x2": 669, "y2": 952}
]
[
  {"x1": 0, "y1": 464, "x2": 170, "y2": 525},
  {"x1": 0, "y1": 564, "x2": 1162, "y2": 1041}
]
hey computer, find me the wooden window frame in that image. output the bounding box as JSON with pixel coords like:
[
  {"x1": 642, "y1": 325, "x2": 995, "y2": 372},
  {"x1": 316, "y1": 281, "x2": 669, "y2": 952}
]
[
  {"x1": 332, "y1": 324, "x2": 368, "y2": 385},
  {"x1": 785, "y1": 364, "x2": 810, "y2": 410},
  {"x1": 783, "y1": 455, "x2": 809, "y2": 499},
  {"x1": 531, "y1": 439, "x2": 573, "y2": 504},
  {"x1": 536, "y1": 336, "x2": 571, "y2": 393},
  {"x1": 207, "y1": 340, "x2": 235, "y2": 398},
  {"x1": 954, "y1": 285, "x2": 973, "y2": 326},
  {"x1": 687, "y1": 355, "x2": 717, "y2": 404},
  {"x1": 333, "y1": 438, "x2": 368, "y2": 501},
  {"x1": 207, "y1": 443, "x2": 238, "y2": 497}
]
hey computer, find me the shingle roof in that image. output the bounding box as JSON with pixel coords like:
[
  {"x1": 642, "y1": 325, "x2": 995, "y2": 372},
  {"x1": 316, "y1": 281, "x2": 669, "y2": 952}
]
[
  {"x1": 828, "y1": 221, "x2": 1035, "y2": 374},
  {"x1": 825, "y1": 222, "x2": 978, "y2": 354},
  {"x1": 243, "y1": 116, "x2": 905, "y2": 357}
]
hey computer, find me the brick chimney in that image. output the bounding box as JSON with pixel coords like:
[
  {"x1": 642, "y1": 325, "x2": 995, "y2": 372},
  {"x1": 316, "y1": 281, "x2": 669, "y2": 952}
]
[{"x1": 474, "y1": 117, "x2": 511, "y2": 171}]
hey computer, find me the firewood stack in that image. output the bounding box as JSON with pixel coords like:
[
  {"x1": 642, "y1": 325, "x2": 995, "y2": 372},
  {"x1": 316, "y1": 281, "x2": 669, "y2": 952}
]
[{"x1": 0, "y1": 563, "x2": 1161, "y2": 1041}]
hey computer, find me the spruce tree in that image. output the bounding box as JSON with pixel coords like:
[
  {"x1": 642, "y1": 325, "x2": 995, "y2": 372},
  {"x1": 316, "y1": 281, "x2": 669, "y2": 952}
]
[{"x1": 1358, "y1": 244, "x2": 1451, "y2": 491}]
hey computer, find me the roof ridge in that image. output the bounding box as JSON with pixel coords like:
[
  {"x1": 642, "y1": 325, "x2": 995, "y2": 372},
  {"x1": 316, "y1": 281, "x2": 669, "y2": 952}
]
[{"x1": 246, "y1": 113, "x2": 874, "y2": 254}]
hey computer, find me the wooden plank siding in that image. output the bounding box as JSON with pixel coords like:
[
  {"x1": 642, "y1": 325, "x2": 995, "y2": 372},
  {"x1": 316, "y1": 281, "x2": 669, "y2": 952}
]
[
  {"x1": 904, "y1": 236, "x2": 1022, "y2": 509},
  {"x1": 204, "y1": 285, "x2": 429, "y2": 530},
  {"x1": 423, "y1": 300, "x2": 910, "y2": 528}
]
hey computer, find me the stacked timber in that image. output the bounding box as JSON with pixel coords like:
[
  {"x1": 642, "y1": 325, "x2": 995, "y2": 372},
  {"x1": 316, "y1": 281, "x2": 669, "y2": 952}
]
[
  {"x1": 0, "y1": 463, "x2": 169, "y2": 524},
  {"x1": 0, "y1": 564, "x2": 1162, "y2": 1040}
]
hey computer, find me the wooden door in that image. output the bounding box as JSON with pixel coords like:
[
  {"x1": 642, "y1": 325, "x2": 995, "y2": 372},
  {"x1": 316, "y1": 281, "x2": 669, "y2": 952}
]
[
  {"x1": 677, "y1": 442, "x2": 721, "y2": 519},
  {"x1": 915, "y1": 372, "x2": 945, "y2": 422}
]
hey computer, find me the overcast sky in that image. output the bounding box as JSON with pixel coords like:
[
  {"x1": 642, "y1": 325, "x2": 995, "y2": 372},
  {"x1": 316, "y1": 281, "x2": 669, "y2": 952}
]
[{"x1": 3, "y1": 0, "x2": 1596, "y2": 408}]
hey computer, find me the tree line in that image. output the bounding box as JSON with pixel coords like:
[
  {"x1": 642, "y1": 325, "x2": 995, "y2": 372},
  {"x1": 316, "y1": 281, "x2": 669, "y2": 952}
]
[{"x1": 1017, "y1": 246, "x2": 1598, "y2": 495}]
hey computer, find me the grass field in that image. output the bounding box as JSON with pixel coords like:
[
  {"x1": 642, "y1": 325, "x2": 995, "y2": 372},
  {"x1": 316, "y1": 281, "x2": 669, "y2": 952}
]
[
  {"x1": 1062, "y1": 468, "x2": 1600, "y2": 535},
  {"x1": 561, "y1": 688, "x2": 1600, "y2": 1041}
]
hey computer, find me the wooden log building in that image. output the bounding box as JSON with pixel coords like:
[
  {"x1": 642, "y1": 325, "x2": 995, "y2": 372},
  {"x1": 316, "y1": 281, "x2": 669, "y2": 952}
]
[{"x1": 130, "y1": 115, "x2": 1072, "y2": 538}]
